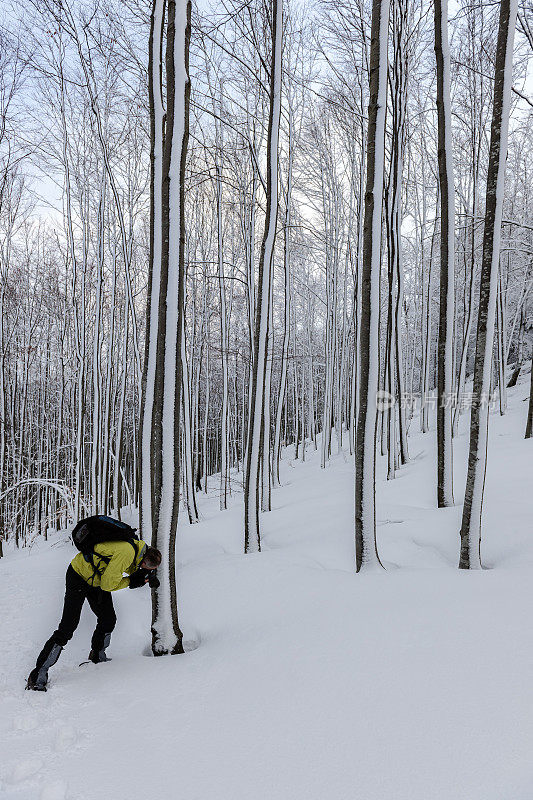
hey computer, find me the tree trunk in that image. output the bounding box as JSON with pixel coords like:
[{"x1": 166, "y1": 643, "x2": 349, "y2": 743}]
[
  {"x1": 459, "y1": 0, "x2": 517, "y2": 569},
  {"x1": 354, "y1": 0, "x2": 389, "y2": 572},
  {"x1": 140, "y1": 0, "x2": 165, "y2": 540},
  {"x1": 434, "y1": 0, "x2": 455, "y2": 507},
  {"x1": 273, "y1": 141, "x2": 292, "y2": 486},
  {"x1": 150, "y1": 0, "x2": 191, "y2": 654},
  {"x1": 525, "y1": 357, "x2": 533, "y2": 439},
  {"x1": 180, "y1": 315, "x2": 199, "y2": 523},
  {"x1": 243, "y1": 0, "x2": 282, "y2": 554}
]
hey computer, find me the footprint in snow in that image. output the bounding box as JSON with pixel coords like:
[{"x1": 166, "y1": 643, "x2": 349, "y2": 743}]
[
  {"x1": 13, "y1": 714, "x2": 40, "y2": 733},
  {"x1": 7, "y1": 756, "x2": 44, "y2": 784},
  {"x1": 40, "y1": 779, "x2": 68, "y2": 800},
  {"x1": 13, "y1": 712, "x2": 42, "y2": 732},
  {"x1": 54, "y1": 723, "x2": 77, "y2": 752}
]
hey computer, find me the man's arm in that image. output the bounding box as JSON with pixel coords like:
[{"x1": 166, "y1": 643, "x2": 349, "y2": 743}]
[
  {"x1": 126, "y1": 543, "x2": 146, "y2": 576},
  {"x1": 100, "y1": 547, "x2": 135, "y2": 592}
]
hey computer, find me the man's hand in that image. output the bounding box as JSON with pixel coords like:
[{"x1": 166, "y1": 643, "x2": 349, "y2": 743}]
[
  {"x1": 129, "y1": 569, "x2": 149, "y2": 589},
  {"x1": 147, "y1": 571, "x2": 160, "y2": 589}
]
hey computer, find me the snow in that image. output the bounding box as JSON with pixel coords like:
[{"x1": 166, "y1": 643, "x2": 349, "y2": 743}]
[{"x1": 1, "y1": 377, "x2": 532, "y2": 800}]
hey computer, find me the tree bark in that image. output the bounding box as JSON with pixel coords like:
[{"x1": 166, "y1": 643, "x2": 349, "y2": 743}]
[
  {"x1": 243, "y1": 0, "x2": 282, "y2": 554},
  {"x1": 140, "y1": 0, "x2": 166, "y2": 540},
  {"x1": 459, "y1": 0, "x2": 517, "y2": 569},
  {"x1": 354, "y1": 0, "x2": 389, "y2": 572},
  {"x1": 434, "y1": 0, "x2": 455, "y2": 507},
  {"x1": 525, "y1": 357, "x2": 533, "y2": 439},
  {"x1": 150, "y1": 0, "x2": 191, "y2": 653}
]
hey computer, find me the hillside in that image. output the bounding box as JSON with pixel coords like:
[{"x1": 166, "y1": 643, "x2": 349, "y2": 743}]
[{"x1": 0, "y1": 377, "x2": 532, "y2": 800}]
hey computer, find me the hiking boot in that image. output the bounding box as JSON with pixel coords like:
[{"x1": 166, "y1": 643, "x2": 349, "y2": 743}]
[
  {"x1": 26, "y1": 668, "x2": 48, "y2": 691},
  {"x1": 26, "y1": 642, "x2": 63, "y2": 691},
  {"x1": 88, "y1": 632, "x2": 111, "y2": 663}
]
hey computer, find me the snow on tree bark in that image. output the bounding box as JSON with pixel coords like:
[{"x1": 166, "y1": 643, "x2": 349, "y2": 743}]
[
  {"x1": 181, "y1": 314, "x2": 199, "y2": 524},
  {"x1": 273, "y1": 113, "x2": 293, "y2": 486},
  {"x1": 244, "y1": 0, "x2": 282, "y2": 554},
  {"x1": 216, "y1": 159, "x2": 230, "y2": 511},
  {"x1": 140, "y1": 0, "x2": 165, "y2": 544},
  {"x1": 526, "y1": 357, "x2": 533, "y2": 439},
  {"x1": 150, "y1": 0, "x2": 191, "y2": 653},
  {"x1": 459, "y1": 0, "x2": 518, "y2": 570},
  {"x1": 434, "y1": 0, "x2": 455, "y2": 508},
  {"x1": 354, "y1": 0, "x2": 389, "y2": 572}
]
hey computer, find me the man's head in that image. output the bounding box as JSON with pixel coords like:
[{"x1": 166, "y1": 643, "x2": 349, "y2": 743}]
[{"x1": 141, "y1": 546, "x2": 162, "y2": 571}]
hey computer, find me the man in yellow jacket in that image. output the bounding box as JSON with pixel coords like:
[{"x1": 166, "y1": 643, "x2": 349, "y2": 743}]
[{"x1": 26, "y1": 538, "x2": 161, "y2": 691}]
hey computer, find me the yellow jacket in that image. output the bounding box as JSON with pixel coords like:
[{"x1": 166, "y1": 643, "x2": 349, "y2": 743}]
[{"x1": 71, "y1": 539, "x2": 147, "y2": 592}]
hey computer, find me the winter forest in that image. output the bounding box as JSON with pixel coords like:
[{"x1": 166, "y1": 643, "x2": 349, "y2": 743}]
[{"x1": 1, "y1": 0, "x2": 533, "y2": 796}]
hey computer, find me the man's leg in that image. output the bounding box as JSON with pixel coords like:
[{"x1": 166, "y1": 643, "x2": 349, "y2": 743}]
[
  {"x1": 86, "y1": 588, "x2": 116, "y2": 663},
  {"x1": 27, "y1": 566, "x2": 87, "y2": 690}
]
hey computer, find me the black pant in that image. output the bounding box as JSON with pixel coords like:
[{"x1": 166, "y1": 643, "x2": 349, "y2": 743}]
[{"x1": 35, "y1": 565, "x2": 116, "y2": 669}]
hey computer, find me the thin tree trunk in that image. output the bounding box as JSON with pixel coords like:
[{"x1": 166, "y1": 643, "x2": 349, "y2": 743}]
[
  {"x1": 354, "y1": 0, "x2": 389, "y2": 572},
  {"x1": 91, "y1": 173, "x2": 105, "y2": 514},
  {"x1": 434, "y1": 0, "x2": 455, "y2": 507},
  {"x1": 140, "y1": 0, "x2": 165, "y2": 540},
  {"x1": 496, "y1": 270, "x2": 507, "y2": 414},
  {"x1": 453, "y1": 171, "x2": 478, "y2": 436},
  {"x1": 180, "y1": 315, "x2": 199, "y2": 523},
  {"x1": 244, "y1": 0, "x2": 282, "y2": 554},
  {"x1": 525, "y1": 357, "x2": 533, "y2": 439},
  {"x1": 261, "y1": 282, "x2": 273, "y2": 511},
  {"x1": 459, "y1": 0, "x2": 517, "y2": 569},
  {"x1": 150, "y1": 0, "x2": 191, "y2": 654},
  {"x1": 216, "y1": 157, "x2": 230, "y2": 511},
  {"x1": 273, "y1": 143, "x2": 292, "y2": 486}
]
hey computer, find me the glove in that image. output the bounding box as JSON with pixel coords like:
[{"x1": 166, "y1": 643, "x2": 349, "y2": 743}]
[
  {"x1": 129, "y1": 569, "x2": 149, "y2": 589},
  {"x1": 148, "y1": 572, "x2": 160, "y2": 589}
]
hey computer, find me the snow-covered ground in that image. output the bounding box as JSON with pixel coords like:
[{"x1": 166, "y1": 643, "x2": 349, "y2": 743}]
[{"x1": 1, "y1": 378, "x2": 532, "y2": 800}]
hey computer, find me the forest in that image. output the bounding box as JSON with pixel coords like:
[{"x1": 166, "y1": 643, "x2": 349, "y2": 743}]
[{"x1": 0, "y1": 0, "x2": 532, "y2": 794}]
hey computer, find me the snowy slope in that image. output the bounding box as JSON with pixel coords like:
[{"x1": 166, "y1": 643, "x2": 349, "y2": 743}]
[{"x1": 0, "y1": 378, "x2": 532, "y2": 800}]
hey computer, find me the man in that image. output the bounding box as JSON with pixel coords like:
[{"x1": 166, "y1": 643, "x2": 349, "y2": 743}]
[{"x1": 26, "y1": 535, "x2": 162, "y2": 691}]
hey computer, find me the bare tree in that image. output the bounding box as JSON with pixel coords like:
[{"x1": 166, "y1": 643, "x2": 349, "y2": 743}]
[
  {"x1": 459, "y1": 0, "x2": 518, "y2": 570},
  {"x1": 140, "y1": 0, "x2": 165, "y2": 543},
  {"x1": 354, "y1": 0, "x2": 389, "y2": 572},
  {"x1": 244, "y1": 0, "x2": 282, "y2": 554},
  {"x1": 434, "y1": 0, "x2": 455, "y2": 507},
  {"x1": 525, "y1": 357, "x2": 533, "y2": 438},
  {"x1": 150, "y1": 0, "x2": 192, "y2": 654}
]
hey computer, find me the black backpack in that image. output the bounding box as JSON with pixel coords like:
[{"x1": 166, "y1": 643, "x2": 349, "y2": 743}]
[{"x1": 72, "y1": 515, "x2": 140, "y2": 578}]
